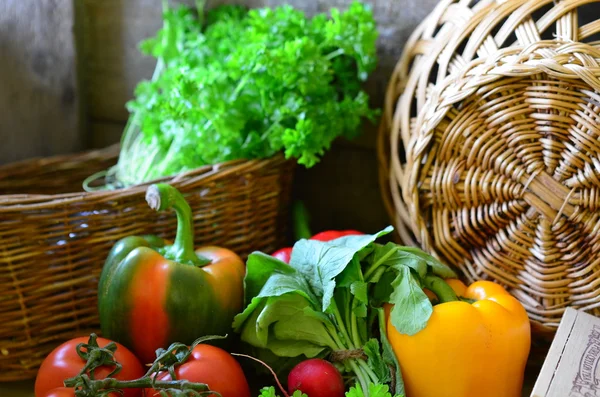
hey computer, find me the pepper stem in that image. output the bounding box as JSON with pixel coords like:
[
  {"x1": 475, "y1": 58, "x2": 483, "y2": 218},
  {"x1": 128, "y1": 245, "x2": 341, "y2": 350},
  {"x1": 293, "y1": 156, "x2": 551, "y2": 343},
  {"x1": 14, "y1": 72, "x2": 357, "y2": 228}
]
[
  {"x1": 292, "y1": 201, "x2": 313, "y2": 240},
  {"x1": 422, "y1": 275, "x2": 459, "y2": 303},
  {"x1": 146, "y1": 184, "x2": 208, "y2": 267}
]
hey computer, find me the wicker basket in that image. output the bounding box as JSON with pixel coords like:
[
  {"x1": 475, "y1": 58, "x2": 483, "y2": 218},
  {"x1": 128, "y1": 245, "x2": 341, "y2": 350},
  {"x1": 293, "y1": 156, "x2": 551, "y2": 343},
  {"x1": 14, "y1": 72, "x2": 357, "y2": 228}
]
[
  {"x1": 0, "y1": 145, "x2": 294, "y2": 381},
  {"x1": 378, "y1": 0, "x2": 600, "y2": 335}
]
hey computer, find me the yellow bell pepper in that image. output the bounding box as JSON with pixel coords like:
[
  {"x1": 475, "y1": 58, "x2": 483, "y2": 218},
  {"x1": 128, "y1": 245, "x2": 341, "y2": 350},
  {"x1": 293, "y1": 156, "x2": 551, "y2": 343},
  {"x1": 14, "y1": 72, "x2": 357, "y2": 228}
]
[{"x1": 386, "y1": 278, "x2": 531, "y2": 397}]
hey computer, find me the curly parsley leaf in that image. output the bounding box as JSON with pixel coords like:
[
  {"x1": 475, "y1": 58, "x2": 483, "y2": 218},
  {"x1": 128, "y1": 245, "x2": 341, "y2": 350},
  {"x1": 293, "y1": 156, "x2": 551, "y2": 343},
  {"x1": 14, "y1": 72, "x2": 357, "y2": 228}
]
[
  {"x1": 345, "y1": 383, "x2": 404, "y2": 397},
  {"x1": 258, "y1": 386, "x2": 308, "y2": 397},
  {"x1": 113, "y1": 1, "x2": 379, "y2": 186}
]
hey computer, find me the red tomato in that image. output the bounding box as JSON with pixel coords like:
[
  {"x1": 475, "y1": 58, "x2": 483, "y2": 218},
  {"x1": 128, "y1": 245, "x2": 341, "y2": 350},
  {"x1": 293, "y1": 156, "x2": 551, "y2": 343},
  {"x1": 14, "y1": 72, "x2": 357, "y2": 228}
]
[
  {"x1": 35, "y1": 336, "x2": 145, "y2": 397},
  {"x1": 41, "y1": 388, "x2": 75, "y2": 397},
  {"x1": 144, "y1": 344, "x2": 250, "y2": 397}
]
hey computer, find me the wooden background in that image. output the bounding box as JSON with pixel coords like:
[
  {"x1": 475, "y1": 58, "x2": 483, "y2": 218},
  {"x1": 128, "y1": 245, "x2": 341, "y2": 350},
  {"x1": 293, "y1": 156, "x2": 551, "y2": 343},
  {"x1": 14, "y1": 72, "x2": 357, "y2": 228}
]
[{"x1": 0, "y1": 0, "x2": 440, "y2": 234}]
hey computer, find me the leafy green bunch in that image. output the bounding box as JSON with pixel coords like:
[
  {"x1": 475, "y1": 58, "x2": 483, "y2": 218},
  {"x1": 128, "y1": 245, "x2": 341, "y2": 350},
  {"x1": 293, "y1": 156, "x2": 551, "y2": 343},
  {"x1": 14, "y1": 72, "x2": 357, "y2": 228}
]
[
  {"x1": 233, "y1": 227, "x2": 457, "y2": 397},
  {"x1": 258, "y1": 383, "x2": 397, "y2": 397},
  {"x1": 111, "y1": 1, "x2": 379, "y2": 187}
]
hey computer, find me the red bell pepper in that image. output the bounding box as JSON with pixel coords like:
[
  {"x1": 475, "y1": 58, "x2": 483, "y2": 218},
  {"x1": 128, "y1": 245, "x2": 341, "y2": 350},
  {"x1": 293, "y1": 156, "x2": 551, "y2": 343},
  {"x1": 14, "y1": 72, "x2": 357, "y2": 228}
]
[
  {"x1": 272, "y1": 202, "x2": 364, "y2": 263},
  {"x1": 272, "y1": 247, "x2": 294, "y2": 263},
  {"x1": 311, "y1": 230, "x2": 365, "y2": 241}
]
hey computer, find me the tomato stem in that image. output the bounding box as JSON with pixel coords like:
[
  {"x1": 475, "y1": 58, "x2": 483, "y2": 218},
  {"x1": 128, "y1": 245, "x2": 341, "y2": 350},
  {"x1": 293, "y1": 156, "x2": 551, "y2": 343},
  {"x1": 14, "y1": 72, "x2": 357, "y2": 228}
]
[
  {"x1": 72, "y1": 334, "x2": 122, "y2": 380},
  {"x1": 64, "y1": 374, "x2": 218, "y2": 396},
  {"x1": 63, "y1": 334, "x2": 225, "y2": 396},
  {"x1": 145, "y1": 184, "x2": 209, "y2": 267}
]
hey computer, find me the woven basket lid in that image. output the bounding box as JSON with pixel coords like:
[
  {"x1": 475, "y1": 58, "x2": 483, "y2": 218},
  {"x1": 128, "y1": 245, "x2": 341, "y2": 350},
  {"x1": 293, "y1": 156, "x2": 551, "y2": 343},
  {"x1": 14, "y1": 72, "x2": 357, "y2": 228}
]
[{"x1": 379, "y1": 0, "x2": 600, "y2": 332}]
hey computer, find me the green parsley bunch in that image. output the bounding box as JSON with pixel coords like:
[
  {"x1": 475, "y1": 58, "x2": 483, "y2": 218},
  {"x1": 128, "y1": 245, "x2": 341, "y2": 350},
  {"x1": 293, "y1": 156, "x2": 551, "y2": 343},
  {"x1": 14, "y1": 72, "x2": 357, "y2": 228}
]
[{"x1": 110, "y1": 1, "x2": 379, "y2": 187}]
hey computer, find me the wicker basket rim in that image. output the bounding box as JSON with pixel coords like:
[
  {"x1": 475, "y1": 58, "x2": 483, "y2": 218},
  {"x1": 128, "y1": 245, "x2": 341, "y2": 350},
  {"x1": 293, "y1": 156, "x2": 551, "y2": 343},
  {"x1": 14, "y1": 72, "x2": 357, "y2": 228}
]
[
  {"x1": 0, "y1": 144, "x2": 289, "y2": 210},
  {"x1": 411, "y1": 39, "x2": 600, "y2": 140}
]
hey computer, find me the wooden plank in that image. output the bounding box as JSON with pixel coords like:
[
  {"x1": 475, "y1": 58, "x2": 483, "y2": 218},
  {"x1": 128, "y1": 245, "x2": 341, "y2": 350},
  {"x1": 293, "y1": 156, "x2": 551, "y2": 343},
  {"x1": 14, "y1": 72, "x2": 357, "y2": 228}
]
[
  {"x1": 0, "y1": 0, "x2": 82, "y2": 165},
  {"x1": 79, "y1": 0, "x2": 440, "y2": 149},
  {"x1": 530, "y1": 308, "x2": 600, "y2": 397},
  {"x1": 530, "y1": 308, "x2": 578, "y2": 397}
]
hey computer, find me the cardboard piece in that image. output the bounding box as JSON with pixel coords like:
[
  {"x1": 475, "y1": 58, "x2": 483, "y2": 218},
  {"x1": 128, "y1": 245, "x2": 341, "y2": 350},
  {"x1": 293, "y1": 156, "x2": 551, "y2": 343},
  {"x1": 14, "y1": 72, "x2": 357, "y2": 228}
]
[{"x1": 532, "y1": 308, "x2": 600, "y2": 397}]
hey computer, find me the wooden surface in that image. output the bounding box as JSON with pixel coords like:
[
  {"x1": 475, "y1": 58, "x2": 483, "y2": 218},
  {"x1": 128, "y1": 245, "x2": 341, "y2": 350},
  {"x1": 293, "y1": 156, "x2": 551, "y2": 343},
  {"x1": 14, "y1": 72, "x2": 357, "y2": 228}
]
[{"x1": 0, "y1": 0, "x2": 82, "y2": 165}]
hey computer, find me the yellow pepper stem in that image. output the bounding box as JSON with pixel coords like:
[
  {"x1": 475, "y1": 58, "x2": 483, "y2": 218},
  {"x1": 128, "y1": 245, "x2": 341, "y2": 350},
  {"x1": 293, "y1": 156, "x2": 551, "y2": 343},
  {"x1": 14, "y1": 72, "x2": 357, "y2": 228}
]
[{"x1": 423, "y1": 275, "x2": 459, "y2": 303}]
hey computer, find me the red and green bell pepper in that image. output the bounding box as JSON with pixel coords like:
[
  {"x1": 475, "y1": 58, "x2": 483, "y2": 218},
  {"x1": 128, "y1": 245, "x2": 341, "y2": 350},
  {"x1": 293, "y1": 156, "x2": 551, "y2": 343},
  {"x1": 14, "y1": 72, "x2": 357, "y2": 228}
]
[{"x1": 98, "y1": 184, "x2": 245, "y2": 363}]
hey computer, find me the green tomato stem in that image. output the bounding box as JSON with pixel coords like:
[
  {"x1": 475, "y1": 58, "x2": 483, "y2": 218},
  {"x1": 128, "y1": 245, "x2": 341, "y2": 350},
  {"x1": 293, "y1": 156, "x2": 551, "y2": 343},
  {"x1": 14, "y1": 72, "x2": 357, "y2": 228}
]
[
  {"x1": 422, "y1": 275, "x2": 458, "y2": 303},
  {"x1": 64, "y1": 375, "x2": 213, "y2": 394},
  {"x1": 145, "y1": 183, "x2": 209, "y2": 267}
]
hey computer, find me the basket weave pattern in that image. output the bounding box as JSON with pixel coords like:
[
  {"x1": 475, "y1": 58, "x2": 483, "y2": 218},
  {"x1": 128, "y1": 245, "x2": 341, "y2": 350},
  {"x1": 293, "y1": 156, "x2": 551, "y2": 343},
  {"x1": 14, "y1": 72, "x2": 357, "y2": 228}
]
[
  {"x1": 407, "y1": 41, "x2": 600, "y2": 327},
  {"x1": 0, "y1": 145, "x2": 294, "y2": 380},
  {"x1": 378, "y1": 0, "x2": 600, "y2": 332}
]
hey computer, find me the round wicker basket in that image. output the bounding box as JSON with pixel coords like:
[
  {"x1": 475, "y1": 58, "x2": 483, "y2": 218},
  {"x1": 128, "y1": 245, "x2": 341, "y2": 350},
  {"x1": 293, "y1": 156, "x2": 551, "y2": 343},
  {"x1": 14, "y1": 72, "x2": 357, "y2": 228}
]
[
  {"x1": 0, "y1": 145, "x2": 294, "y2": 381},
  {"x1": 378, "y1": 0, "x2": 600, "y2": 333}
]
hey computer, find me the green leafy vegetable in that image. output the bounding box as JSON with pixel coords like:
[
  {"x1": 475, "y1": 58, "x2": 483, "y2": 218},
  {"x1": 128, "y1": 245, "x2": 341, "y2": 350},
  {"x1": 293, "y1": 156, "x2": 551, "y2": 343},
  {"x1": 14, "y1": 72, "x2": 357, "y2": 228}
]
[
  {"x1": 102, "y1": 1, "x2": 379, "y2": 188},
  {"x1": 291, "y1": 227, "x2": 393, "y2": 311},
  {"x1": 258, "y1": 386, "x2": 308, "y2": 397},
  {"x1": 377, "y1": 308, "x2": 405, "y2": 396},
  {"x1": 364, "y1": 243, "x2": 457, "y2": 335},
  {"x1": 233, "y1": 227, "x2": 455, "y2": 396},
  {"x1": 388, "y1": 267, "x2": 433, "y2": 336},
  {"x1": 363, "y1": 339, "x2": 390, "y2": 384},
  {"x1": 345, "y1": 383, "x2": 404, "y2": 397}
]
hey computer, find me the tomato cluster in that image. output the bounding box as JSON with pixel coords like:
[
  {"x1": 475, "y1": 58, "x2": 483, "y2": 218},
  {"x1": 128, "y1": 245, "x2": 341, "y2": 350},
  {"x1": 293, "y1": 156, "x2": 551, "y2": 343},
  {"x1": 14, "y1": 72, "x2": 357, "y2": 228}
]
[{"x1": 35, "y1": 336, "x2": 250, "y2": 397}]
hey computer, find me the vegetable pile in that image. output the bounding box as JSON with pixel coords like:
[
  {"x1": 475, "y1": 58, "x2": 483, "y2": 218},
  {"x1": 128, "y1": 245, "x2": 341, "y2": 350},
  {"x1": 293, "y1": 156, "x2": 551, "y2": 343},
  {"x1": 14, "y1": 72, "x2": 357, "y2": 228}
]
[
  {"x1": 233, "y1": 227, "x2": 457, "y2": 396},
  {"x1": 101, "y1": 1, "x2": 379, "y2": 188},
  {"x1": 35, "y1": 334, "x2": 250, "y2": 397},
  {"x1": 21, "y1": 0, "x2": 535, "y2": 395},
  {"x1": 34, "y1": 184, "x2": 531, "y2": 397}
]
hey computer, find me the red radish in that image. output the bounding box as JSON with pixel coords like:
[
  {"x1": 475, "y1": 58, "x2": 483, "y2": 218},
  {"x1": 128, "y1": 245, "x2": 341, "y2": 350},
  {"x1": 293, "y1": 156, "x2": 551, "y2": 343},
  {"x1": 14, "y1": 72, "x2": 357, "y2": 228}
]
[{"x1": 287, "y1": 359, "x2": 345, "y2": 397}]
